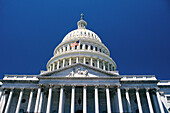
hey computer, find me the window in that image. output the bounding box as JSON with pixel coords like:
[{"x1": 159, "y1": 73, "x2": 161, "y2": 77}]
[
  {"x1": 95, "y1": 47, "x2": 97, "y2": 51},
  {"x1": 65, "y1": 47, "x2": 67, "y2": 51},
  {"x1": 91, "y1": 46, "x2": 93, "y2": 50},
  {"x1": 85, "y1": 45, "x2": 88, "y2": 49},
  {"x1": 80, "y1": 44, "x2": 82, "y2": 49}
]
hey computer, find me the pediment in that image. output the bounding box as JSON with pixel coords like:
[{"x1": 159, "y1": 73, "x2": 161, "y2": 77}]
[{"x1": 40, "y1": 63, "x2": 119, "y2": 78}]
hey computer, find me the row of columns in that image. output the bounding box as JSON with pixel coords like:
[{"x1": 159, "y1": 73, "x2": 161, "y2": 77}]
[
  {"x1": 55, "y1": 43, "x2": 108, "y2": 55},
  {"x1": 48, "y1": 57, "x2": 114, "y2": 71},
  {"x1": 0, "y1": 87, "x2": 165, "y2": 113}
]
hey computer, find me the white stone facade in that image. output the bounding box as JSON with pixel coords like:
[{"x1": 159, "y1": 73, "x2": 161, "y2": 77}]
[{"x1": 0, "y1": 14, "x2": 170, "y2": 113}]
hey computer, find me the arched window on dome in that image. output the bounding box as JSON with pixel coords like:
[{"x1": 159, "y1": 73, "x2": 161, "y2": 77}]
[
  {"x1": 84, "y1": 32, "x2": 86, "y2": 35},
  {"x1": 91, "y1": 46, "x2": 93, "y2": 50},
  {"x1": 99, "y1": 48, "x2": 102, "y2": 52},
  {"x1": 88, "y1": 32, "x2": 90, "y2": 36},
  {"x1": 65, "y1": 47, "x2": 67, "y2": 51},
  {"x1": 95, "y1": 47, "x2": 97, "y2": 51},
  {"x1": 80, "y1": 44, "x2": 82, "y2": 49},
  {"x1": 81, "y1": 32, "x2": 82, "y2": 35},
  {"x1": 85, "y1": 45, "x2": 88, "y2": 49}
]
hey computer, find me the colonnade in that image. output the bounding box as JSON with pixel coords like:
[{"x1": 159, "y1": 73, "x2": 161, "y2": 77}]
[
  {"x1": 0, "y1": 86, "x2": 165, "y2": 113},
  {"x1": 48, "y1": 57, "x2": 115, "y2": 71}
]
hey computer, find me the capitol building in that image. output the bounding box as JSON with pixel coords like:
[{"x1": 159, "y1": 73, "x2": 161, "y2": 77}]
[{"x1": 0, "y1": 14, "x2": 170, "y2": 113}]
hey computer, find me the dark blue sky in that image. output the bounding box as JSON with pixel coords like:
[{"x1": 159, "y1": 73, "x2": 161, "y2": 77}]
[{"x1": 0, "y1": 0, "x2": 170, "y2": 79}]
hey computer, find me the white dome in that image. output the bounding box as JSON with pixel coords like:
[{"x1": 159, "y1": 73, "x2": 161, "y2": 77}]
[{"x1": 62, "y1": 29, "x2": 102, "y2": 43}]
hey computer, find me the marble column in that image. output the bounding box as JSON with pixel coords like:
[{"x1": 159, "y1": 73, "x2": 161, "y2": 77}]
[
  {"x1": 69, "y1": 58, "x2": 72, "y2": 65},
  {"x1": 103, "y1": 60, "x2": 105, "y2": 70},
  {"x1": 58, "y1": 86, "x2": 64, "y2": 113},
  {"x1": 4, "y1": 89, "x2": 14, "y2": 113},
  {"x1": 63, "y1": 46, "x2": 66, "y2": 52},
  {"x1": 117, "y1": 86, "x2": 123, "y2": 113},
  {"x1": 57, "y1": 61, "x2": 60, "y2": 69},
  {"x1": 49, "y1": 65, "x2": 52, "y2": 71},
  {"x1": 27, "y1": 88, "x2": 34, "y2": 113},
  {"x1": 145, "y1": 88, "x2": 154, "y2": 113},
  {"x1": 106, "y1": 86, "x2": 111, "y2": 113},
  {"x1": 34, "y1": 85, "x2": 42, "y2": 112},
  {"x1": 156, "y1": 88, "x2": 165, "y2": 113},
  {"x1": 97, "y1": 58, "x2": 99, "y2": 68},
  {"x1": 46, "y1": 85, "x2": 53, "y2": 113},
  {"x1": 63, "y1": 59, "x2": 65, "y2": 67},
  {"x1": 90, "y1": 57, "x2": 93, "y2": 66},
  {"x1": 83, "y1": 85, "x2": 87, "y2": 113},
  {"x1": 125, "y1": 88, "x2": 132, "y2": 113},
  {"x1": 15, "y1": 88, "x2": 24, "y2": 113},
  {"x1": 136, "y1": 88, "x2": 143, "y2": 113},
  {"x1": 76, "y1": 57, "x2": 79, "y2": 63},
  {"x1": 38, "y1": 89, "x2": 44, "y2": 113},
  {"x1": 107, "y1": 62, "x2": 110, "y2": 71},
  {"x1": 67, "y1": 44, "x2": 70, "y2": 51},
  {"x1": 83, "y1": 57, "x2": 86, "y2": 64},
  {"x1": 0, "y1": 90, "x2": 8, "y2": 113},
  {"x1": 95, "y1": 86, "x2": 99, "y2": 113},
  {"x1": 88, "y1": 45, "x2": 91, "y2": 50},
  {"x1": 53, "y1": 62, "x2": 55, "y2": 71},
  {"x1": 83, "y1": 44, "x2": 85, "y2": 50},
  {"x1": 71, "y1": 85, "x2": 75, "y2": 113}
]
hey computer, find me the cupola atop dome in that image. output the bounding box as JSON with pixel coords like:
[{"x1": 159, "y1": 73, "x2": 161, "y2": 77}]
[{"x1": 77, "y1": 13, "x2": 87, "y2": 29}]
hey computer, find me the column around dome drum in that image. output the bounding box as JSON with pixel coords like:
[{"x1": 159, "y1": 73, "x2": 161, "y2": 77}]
[
  {"x1": 97, "y1": 58, "x2": 99, "y2": 68},
  {"x1": 63, "y1": 59, "x2": 65, "y2": 68},
  {"x1": 69, "y1": 58, "x2": 72, "y2": 65},
  {"x1": 57, "y1": 61, "x2": 59, "y2": 69},
  {"x1": 76, "y1": 57, "x2": 79, "y2": 63},
  {"x1": 103, "y1": 60, "x2": 105, "y2": 70},
  {"x1": 83, "y1": 57, "x2": 86, "y2": 64},
  {"x1": 90, "y1": 57, "x2": 93, "y2": 66}
]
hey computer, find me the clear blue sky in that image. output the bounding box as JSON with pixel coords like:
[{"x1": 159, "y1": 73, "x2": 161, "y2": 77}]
[{"x1": 0, "y1": 0, "x2": 170, "y2": 80}]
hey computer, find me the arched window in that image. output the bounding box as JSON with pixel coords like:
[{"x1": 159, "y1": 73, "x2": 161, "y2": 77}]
[
  {"x1": 80, "y1": 44, "x2": 82, "y2": 49},
  {"x1": 91, "y1": 46, "x2": 93, "y2": 50},
  {"x1": 95, "y1": 47, "x2": 97, "y2": 51},
  {"x1": 85, "y1": 45, "x2": 88, "y2": 49},
  {"x1": 65, "y1": 47, "x2": 67, "y2": 51}
]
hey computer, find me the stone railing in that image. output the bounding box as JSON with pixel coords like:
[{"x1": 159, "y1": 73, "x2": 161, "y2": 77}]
[
  {"x1": 3, "y1": 75, "x2": 39, "y2": 81},
  {"x1": 121, "y1": 75, "x2": 157, "y2": 81}
]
